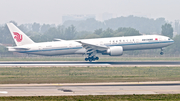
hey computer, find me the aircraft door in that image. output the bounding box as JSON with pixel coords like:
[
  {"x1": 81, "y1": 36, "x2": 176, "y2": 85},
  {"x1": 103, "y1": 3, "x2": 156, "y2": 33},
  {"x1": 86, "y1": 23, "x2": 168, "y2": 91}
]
[
  {"x1": 38, "y1": 46, "x2": 42, "y2": 50},
  {"x1": 135, "y1": 39, "x2": 140, "y2": 43},
  {"x1": 69, "y1": 43, "x2": 72, "y2": 47},
  {"x1": 159, "y1": 37, "x2": 163, "y2": 41},
  {"x1": 100, "y1": 41, "x2": 104, "y2": 45}
]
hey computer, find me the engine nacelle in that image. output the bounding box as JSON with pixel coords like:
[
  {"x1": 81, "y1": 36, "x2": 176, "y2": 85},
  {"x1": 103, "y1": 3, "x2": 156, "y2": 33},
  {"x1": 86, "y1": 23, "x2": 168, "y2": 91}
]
[{"x1": 107, "y1": 46, "x2": 123, "y2": 56}]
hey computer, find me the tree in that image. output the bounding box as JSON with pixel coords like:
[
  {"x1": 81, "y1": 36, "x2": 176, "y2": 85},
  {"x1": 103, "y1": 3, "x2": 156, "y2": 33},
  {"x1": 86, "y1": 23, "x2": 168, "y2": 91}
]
[
  {"x1": 41, "y1": 24, "x2": 51, "y2": 33},
  {"x1": 94, "y1": 28, "x2": 102, "y2": 35},
  {"x1": 64, "y1": 25, "x2": 77, "y2": 40},
  {"x1": 83, "y1": 33, "x2": 100, "y2": 39},
  {"x1": 63, "y1": 16, "x2": 166, "y2": 34},
  {"x1": 42, "y1": 27, "x2": 59, "y2": 41},
  {"x1": 0, "y1": 24, "x2": 14, "y2": 44},
  {"x1": 18, "y1": 24, "x2": 28, "y2": 33},
  {"x1": 32, "y1": 22, "x2": 40, "y2": 32},
  {"x1": 165, "y1": 35, "x2": 180, "y2": 54},
  {"x1": 100, "y1": 28, "x2": 113, "y2": 37},
  {"x1": 9, "y1": 21, "x2": 18, "y2": 26},
  {"x1": 161, "y1": 23, "x2": 173, "y2": 38},
  {"x1": 114, "y1": 27, "x2": 140, "y2": 37}
]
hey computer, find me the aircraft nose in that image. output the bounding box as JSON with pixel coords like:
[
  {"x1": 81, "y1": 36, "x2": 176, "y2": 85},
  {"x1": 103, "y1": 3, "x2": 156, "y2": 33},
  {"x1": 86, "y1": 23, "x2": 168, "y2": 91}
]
[
  {"x1": 168, "y1": 38, "x2": 174, "y2": 43},
  {"x1": 171, "y1": 39, "x2": 174, "y2": 44}
]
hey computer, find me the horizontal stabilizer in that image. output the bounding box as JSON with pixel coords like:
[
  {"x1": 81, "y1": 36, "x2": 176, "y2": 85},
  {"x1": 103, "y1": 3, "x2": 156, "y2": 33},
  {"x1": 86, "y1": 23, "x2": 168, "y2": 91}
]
[
  {"x1": 13, "y1": 48, "x2": 30, "y2": 50},
  {"x1": 8, "y1": 47, "x2": 30, "y2": 51}
]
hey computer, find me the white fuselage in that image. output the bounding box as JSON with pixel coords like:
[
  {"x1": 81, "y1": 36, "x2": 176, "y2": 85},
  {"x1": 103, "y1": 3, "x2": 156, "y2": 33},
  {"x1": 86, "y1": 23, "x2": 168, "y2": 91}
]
[{"x1": 9, "y1": 35, "x2": 174, "y2": 56}]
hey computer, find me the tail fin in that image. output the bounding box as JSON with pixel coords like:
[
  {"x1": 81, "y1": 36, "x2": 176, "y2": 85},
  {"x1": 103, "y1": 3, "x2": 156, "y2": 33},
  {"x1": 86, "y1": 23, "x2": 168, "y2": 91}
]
[{"x1": 7, "y1": 23, "x2": 35, "y2": 46}]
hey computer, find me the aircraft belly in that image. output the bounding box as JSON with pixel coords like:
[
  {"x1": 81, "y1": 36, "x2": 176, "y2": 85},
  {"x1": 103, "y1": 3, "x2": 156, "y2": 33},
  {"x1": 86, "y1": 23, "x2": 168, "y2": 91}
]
[
  {"x1": 25, "y1": 48, "x2": 81, "y2": 56},
  {"x1": 123, "y1": 42, "x2": 172, "y2": 51},
  {"x1": 74, "y1": 48, "x2": 86, "y2": 54}
]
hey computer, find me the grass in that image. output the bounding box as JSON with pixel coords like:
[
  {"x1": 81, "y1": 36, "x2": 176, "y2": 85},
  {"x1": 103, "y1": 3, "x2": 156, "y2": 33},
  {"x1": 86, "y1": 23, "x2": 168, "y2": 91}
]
[
  {"x1": 0, "y1": 56, "x2": 180, "y2": 61},
  {"x1": 0, "y1": 94, "x2": 180, "y2": 101},
  {"x1": 0, "y1": 66, "x2": 180, "y2": 84}
]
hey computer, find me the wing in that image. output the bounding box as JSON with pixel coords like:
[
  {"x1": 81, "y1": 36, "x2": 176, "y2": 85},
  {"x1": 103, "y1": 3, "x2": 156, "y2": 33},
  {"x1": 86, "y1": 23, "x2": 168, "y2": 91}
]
[
  {"x1": 54, "y1": 38, "x2": 66, "y2": 41},
  {"x1": 76, "y1": 41, "x2": 108, "y2": 56}
]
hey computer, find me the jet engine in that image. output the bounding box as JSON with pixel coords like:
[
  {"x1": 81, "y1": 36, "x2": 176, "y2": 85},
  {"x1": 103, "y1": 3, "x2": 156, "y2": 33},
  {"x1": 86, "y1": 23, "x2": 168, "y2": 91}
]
[{"x1": 107, "y1": 46, "x2": 123, "y2": 56}]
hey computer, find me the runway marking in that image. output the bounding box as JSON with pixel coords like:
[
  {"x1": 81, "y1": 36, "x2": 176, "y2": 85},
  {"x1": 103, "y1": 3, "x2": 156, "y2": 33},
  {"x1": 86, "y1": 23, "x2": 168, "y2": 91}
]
[
  {"x1": 1, "y1": 61, "x2": 180, "y2": 67},
  {"x1": 0, "y1": 82, "x2": 179, "y2": 96},
  {"x1": 0, "y1": 91, "x2": 8, "y2": 94},
  {"x1": 0, "y1": 64, "x2": 110, "y2": 66},
  {"x1": 51, "y1": 81, "x2": 180, "y2": 86}
]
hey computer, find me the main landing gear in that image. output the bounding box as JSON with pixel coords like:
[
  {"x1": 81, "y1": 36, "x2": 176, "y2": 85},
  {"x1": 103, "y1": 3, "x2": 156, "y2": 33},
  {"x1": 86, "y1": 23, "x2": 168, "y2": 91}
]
[
  {"x1": 160, "y1": 48, "x2": 164, "y2": 55},
  {"x1": 85, "y1": 56, "x2": 99, "y2": 62}
]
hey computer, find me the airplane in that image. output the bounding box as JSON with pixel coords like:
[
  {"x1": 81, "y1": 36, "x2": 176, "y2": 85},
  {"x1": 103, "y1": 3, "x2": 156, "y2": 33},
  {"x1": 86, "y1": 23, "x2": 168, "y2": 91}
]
[{"x1": 7, "y1": 23, "x2": 174, "y2": 62}]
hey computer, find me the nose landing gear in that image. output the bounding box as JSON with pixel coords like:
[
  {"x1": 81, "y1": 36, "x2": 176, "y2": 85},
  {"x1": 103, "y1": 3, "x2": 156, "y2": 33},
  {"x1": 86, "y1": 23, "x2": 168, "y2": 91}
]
[
  {"x1": 160, "y1": 52, "x2": 164, "y2": 55},
  {"x1": 160, "y1": 48, "x2": 164, "y2": 55}
]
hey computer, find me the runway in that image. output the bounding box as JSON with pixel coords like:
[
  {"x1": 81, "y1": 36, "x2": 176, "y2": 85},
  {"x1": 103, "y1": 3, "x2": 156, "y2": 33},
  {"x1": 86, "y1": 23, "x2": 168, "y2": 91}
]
[
  {"x1": 0, "y1": 61, "x2": 180, "y2": 66},
  {"x1": 0, "y1": 81, "x2": 180, "y2": 96}
]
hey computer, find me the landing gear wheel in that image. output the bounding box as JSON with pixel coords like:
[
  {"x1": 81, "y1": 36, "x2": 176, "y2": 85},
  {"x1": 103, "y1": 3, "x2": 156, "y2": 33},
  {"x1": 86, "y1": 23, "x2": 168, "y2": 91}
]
[
  {"x1": 160, "y1": 48, "x2": 164, "y2": 55},
  {"x1": 160, "y1": 52, "x2": 164, "y2": 55},
  {"x1": 95, "y1": 57, "x2": 99, "y2": 60},
  {"x1": 85, "y1": 58, "x2": 88, "y2": 61},
  {"x1": 85, "y1": 56, "x2": 99, "y2": 62}
]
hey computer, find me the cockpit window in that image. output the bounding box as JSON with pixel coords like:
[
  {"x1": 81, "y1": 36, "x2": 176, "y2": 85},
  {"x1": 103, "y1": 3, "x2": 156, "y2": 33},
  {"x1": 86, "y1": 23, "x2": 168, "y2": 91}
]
[{"x1": 168, "y1": 38, "x2": 171, "y2": 40}]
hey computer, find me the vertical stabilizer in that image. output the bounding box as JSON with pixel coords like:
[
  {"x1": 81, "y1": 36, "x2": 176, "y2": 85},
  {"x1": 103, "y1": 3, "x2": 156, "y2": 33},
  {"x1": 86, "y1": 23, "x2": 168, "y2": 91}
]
[{"x1": 7, "y1": 23, "x2": 35, "y2": 46}]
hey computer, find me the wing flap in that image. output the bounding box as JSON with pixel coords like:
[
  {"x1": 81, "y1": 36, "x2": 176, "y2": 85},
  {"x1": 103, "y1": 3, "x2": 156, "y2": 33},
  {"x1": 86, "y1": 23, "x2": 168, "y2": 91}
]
[{"x1": 76, "y1": 41, "x2": 108, "y2": 51}]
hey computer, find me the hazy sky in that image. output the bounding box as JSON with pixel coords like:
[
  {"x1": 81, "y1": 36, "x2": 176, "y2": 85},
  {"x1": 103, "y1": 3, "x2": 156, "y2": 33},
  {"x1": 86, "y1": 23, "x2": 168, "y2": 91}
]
[{"x1": 0, "y1": 0, "x2": 180, "y2": 24}]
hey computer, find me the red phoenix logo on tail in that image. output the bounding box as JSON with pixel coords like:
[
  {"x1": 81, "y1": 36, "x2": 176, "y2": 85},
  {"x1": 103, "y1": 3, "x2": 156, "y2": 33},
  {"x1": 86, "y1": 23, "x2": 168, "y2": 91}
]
[{"x1": 13, "y1": 32, "x2": 23, "y2": 42}]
